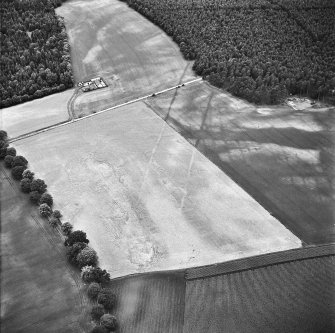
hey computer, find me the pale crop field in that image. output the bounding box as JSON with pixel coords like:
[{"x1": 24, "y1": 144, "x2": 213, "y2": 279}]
[
  {"x1": 13, "y1": 102, "x2": 300, "y2": 278},
  {"x1": 57, "y1": 0, "x2": 196, "y2": 117},
  {"x1": 0, "y1": 89, "x2": 73, "y2": 139}
]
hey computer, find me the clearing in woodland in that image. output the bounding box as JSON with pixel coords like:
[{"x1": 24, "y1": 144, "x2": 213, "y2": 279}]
[
  {"x1": 12, "y1": 102, "x2": 300, "y2": 278},
  {"x1": 57, "y1": 0, "x2": 196, "y2": 117}
]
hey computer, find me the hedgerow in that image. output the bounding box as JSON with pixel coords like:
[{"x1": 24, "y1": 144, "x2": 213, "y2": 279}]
[
  {"x1": 11, "y1": 165, "x2": 26, "y2": 180},
  {"x1": 30, "y1": 191, "x2": 42, "y2": 205},
  {"x1": 39, "y1": 203, "x2": 52, "y2": 217},
  {"x1": 1, "y1": 130, "x2": 118, "y2": 330},
  {"x1": 20, "y1": 178, "x2": 32, "y2": 193},
  {"x1": 97, "y1": 289, "x2": 117, "y2": 311},
  {"x1": 91, "y1": 304, "x2": 105, "y2": 322},
  {"x1": 40, "y1": 193, "x2": 53, "y2": 207},
  {"x1": 87, "y1": 282, "x2": 101, "y2": 300},
  {"x1": 100, "y1": 314, "x2": 118, "y2": 332},
  {"x1": 67, "y1": 242, "x2": 88, "y2": 266},
  {"x1": 61, "y1": 222, "x2": 73, "y2": 236}
]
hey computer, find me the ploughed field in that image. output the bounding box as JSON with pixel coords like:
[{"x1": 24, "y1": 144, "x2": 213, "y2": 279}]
[
  {"x1": 147, "y1": 81, "x2": 335, "y2": 244},
  {"x1": 184, "y1": 251, "x2": 335, "y2": 333},
  {"x1": 57, "y1": 0, "x2": 196, "y2": 117},
  {"x1": 108, "y1": 272, "x2": 185, "y2": 333},
  {"x1": 12, "y1": 102, "x2": 300, "y2": 278},
  {"x1": 101, "y1": 246, "x2": 335, "y2": 333},
  {"x1": 0, "y1": 165, "x2": 89, "y2": 333}
]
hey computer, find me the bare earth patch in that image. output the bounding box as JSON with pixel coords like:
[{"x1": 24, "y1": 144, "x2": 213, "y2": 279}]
[
  {"x1": 13, "y1": 102, "x2": 300, "y2": 278},
  {"x1": 57, "y1": 0, "x2": 196, "y2": 117}
]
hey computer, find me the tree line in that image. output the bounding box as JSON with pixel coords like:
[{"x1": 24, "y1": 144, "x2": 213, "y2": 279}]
[
  {"x1": 0, "y1": 130, "x2": 117, "y2": 333},
  {"x1": 0, "y1": 0, "x2": 73, "y2": 108},
  {"x1": 120, "y1": 0, "x2": 335, "y2": 104}
]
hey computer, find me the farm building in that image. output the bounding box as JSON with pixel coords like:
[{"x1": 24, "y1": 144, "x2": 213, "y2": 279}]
[{"x1": 78, "y1": 77, "x2": 107, "y2": 92}]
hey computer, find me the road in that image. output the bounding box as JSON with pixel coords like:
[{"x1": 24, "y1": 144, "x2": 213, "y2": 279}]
[{"x1": 9, "y1": 78, "x2": 202, "y2": 143}]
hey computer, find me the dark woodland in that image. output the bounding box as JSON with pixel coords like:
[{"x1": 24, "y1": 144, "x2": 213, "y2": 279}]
[
  {"x1": 0, "y1": 0, "x2": 73, "y2": 108},
  {"x1": 121, "y1": 0, "x2": 335, "y2": 104},
  {"x1": 1, "y1": 0, "x2": 334, "y2": 106}
]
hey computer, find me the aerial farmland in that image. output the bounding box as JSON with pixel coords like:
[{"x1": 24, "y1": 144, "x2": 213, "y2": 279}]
[
  {"x1": 1, "y1": 0, "x2": 334, "y2": 332},
  {"x1": 12, "y1": 101, "x2": 300, "y2": 277}
]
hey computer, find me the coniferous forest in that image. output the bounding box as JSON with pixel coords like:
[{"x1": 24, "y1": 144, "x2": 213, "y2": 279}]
[
  {"x1": 121, "y1": 0, "x2": 335, "y2": 104},
  {"x1": 0, "y1": 0, "x2": 73, "y2": 108},
  {"x1": 1, "y1": 0, "x2": 334, "y2": 107}
]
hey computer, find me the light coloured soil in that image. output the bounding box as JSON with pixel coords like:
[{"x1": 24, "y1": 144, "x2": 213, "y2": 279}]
[
  {"x1": 13, "y1": 102, "x2": 300, "y2": 278},
  {"x1": 146, "y1": 81, "x2": 335, "y2": 244},
  {"x1": 0, "y1": 89, "x2": 73, "y2": 138},
  {"x1": 56, "y1": 0, "x2": 196, "y2": 117}
]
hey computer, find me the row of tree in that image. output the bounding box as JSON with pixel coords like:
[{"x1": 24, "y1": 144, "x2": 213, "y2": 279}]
[
  {"x1": 271, "y1": 0, "x2": 334, "y2": 9},
  {"x1": 0, "y1": 0, "x2": 74, "y2": 108},
  {"x1": 0, "y1": 130, "x2": 117, "y2": 333},
  {"x1": 121, "y1": 0, "x2": 335, "y2": 104}
]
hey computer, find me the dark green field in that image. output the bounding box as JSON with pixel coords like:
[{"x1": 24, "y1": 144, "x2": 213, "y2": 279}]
[
  {"x1": 0, "y1": 164, "x2": 89, "y2": 333},
  {"x1": 147, "y1": 81, "x2": 335, "y2": 244}
]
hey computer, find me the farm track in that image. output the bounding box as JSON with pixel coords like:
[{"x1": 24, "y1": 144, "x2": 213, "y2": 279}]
[
  {"x1": 8, "y1": 78, "x2": 202, "y2": 144},
  {"x1": 67, "y1": 87, "x2": 80, "y2": 120},
  {"x1": 0, "y1": 166, "x2": 90, "y2": 332}
]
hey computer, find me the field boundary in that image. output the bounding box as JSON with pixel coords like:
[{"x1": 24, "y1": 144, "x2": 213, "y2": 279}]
[
  {"x1": 8, "y1": 78, "x2": 202, "y2": 144},
  {"x1": 106, "y1": 244, "x2": 335, "y2": 282},
  {"x1": 185, "y1": 244, "x2": 335, "y2": 280}
]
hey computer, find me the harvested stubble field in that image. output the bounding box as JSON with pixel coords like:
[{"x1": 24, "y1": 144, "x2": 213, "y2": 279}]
[
  {"x1": 146, "y1": 81, "x2": 335, "y2": 244},
  {"x1": 0, "y1": 89, "x2": 74, "y2": 139},
  {"x1": 12, "y1": 102, "x2": 300, "y2": 278},
  {"x1": 0, "y1": 165, "x2": 89, "y2": 333},
  {"x1": 57, "y1": 0, "x2": 196, "y2": 117}
]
